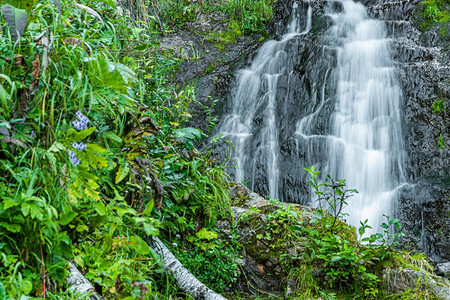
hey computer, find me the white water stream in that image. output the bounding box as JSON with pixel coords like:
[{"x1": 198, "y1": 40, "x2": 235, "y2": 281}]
[
  {"x1": 219, "y1": 3, "x2": 312, "y2": 199},
  {"x1": 323, "y1": 0, "x2": 406, "y2": 230},
  {"x1": 218, "y1": 0, "x2": 406, "y2": 231}
]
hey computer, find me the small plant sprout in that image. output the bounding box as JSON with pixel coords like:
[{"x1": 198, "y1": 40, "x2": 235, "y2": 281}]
[{"x1": 73, "y1": 110, "x2": 89, "y2": 131}]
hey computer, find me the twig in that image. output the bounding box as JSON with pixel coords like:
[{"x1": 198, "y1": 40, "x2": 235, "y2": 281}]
[{"x1": 39, "y1": 238, "x2": 46, "y2": 298}]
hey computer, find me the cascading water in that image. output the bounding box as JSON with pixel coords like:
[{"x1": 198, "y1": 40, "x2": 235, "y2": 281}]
[
  {"x1": 217, "y1": 3, "x2": 312, "y2": 200},
  {"x1": 217, "y1": 0, "x2": 407, "y2": 231},
  {"x1": 296, "y1": 0, "x2": 407, "y2": 231}
]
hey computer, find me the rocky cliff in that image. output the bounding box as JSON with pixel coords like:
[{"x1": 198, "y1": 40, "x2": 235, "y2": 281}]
[{"x1": 178, "y1": 0, "x2": 449, "y2": 262}]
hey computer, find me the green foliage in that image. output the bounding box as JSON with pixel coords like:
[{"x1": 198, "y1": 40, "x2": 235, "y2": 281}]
[
  {"x1": 171, "y1": 228, "x2": 241, "y2": 293},
  {"x1": 251, "y1": 167, "x2": 412, "y2": 298},
  {"x1": 221, "y1": 0, "x2": 275, "y2": 34},
  {"x1": 0, "y1": 0, "x2": 233, "y2": 298},
  {"x1": 305, "y1": 166, "x2": 358, "y2": 233},
  {"x1": 420, "y1": 0, "x2": 450, "y2": 27},
  {"x1": 155, "y1": 0, "x2": 275, "y2": 35},
  {"x1": 1, "y1": 4, "x2": 28, "y2": 41},
  {"x1": 432, "y1": 98, "x2": 446, "y2": 114}
]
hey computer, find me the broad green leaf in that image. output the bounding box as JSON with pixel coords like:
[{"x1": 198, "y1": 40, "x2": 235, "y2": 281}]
[
  {"x1": 129, "y1": 235, "x2": 150, "y2": 255},
  {"x1": 173, "y1": 127, "x2": 202, "y2": 140},
  {"x1": 104, "y1": 131, "x2": 122, "y2": 143},
  {"x1": 114, "y1": 206, "x2": 136, "y2": 217},
  {"x1": 29, "y1": 203, "x2": 43, "y2": 220},
  {"x1": 76, "y1": 224, "x2": 89, "y2": 232},
  {"x1": 331, "y1": 256, "x2": 342, "y2": 262},
  {"x1": 92, "y1": 201, "x2": 106, "y2": 216},
  {"x1": 98, "y1": 0, "x2": 116, "y2": 8},
  {"x1": 142, "y1": 200, "x2": 154, "y2": 216},
  {"x1": 21, "y1": 280, "x2": 33, "y2": 294},
  {"x1": 4, "y1": 0, "x2": 36, "y2": 12},
  {"x1": 0, "y1": 83, "x2": 11, "y2": 109},
  {"x1": 115, "y1": 160, "x2": 130, "y2": 184},
  {"x1": 1, "y1": 4, "x2": 28, "y2": 41},
  {"x1": 48, "y1": 141, "x2": 65, "y2": 153},
  {"x1": 0, "y1": 281, "x2": 6, "y2": 300},
  {"x1": 60, "y1": 211, "x2": 78, "y2": 225}
]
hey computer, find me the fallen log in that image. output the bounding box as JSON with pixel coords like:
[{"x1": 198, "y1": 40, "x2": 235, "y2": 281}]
[
  {"x1": 151, "y1": 237, "x2": 227, "y2": 300},
  {"x1": 66, "y1": 262, "x2": 104, "y2": 300}
]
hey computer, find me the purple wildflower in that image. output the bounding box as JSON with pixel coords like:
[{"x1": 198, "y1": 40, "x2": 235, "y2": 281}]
[
  {"x1": 72, "y1": 141, "x2": 87, "y2": 152},
  {"x1": 69, "y1": 150, "x2": 80, "y2": 166},
  {"x1": 72, "y1": 110, "x2": 89, "y2": 131}
]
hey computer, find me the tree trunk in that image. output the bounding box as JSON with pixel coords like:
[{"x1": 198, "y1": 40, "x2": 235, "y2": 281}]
[
  {"x1": 66, "y1": 262, "x2": 104, "y2": 300},
  {"x1": 151, "y1": 237, "x2": 228, "y2": 300}
]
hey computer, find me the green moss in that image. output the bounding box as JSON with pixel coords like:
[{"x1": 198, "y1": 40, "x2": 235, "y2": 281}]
[{"x1": 419, "y1": 0, "x2": 450, "y2": 28}]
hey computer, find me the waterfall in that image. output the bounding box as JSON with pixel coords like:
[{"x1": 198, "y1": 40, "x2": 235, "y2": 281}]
[
  {"x1": 299, "y1": 0, "x2": 406, "y2": 231},
  {"x1": 217, "y1": 3, "x2": 312, "y2": 200},
  {"x1": 217, "y1": 0, "x2": 407, "y2": 231}
]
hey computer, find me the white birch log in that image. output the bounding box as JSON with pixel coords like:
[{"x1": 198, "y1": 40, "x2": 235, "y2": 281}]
[
  {"x1": 66, "y1": 262, "x2": 104, "y2": 300},
  {"x1": 152, "y1": 237, "x2": 228, "y2": 300}
]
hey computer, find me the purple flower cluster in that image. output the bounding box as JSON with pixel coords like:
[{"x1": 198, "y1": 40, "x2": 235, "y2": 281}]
[
  {"x1": 69, "y1": 150, "x2": 80, "y2": 166},
  {"x1": 72, "y1": 110, "x2": 89, "y2": 131},
  {"x1": 69, "y1": 110, "x2": 90, "y2": 166},
  {"x1": 72, "y1": 141, "x2": 87, "y2": 152}
]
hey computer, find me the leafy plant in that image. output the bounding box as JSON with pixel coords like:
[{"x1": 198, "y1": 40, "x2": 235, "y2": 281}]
[
  {"x1": 305, "y1": 166, "x2": 358, "y2": 233},
  {"x1": 420, "y1": 0, "x2": 450, "y2": 27}
]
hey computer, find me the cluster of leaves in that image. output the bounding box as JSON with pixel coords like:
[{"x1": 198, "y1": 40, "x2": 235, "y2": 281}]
[
  {"x1": 154, "y1": 0, "x2": 276, "y2": 35},
  {"x1": 421, "y1": 0, "x2": 450, "y2": 24},
  {"x1": 0, "y1": 0, "x2": 233, "y2": 298},
  {"x1": 250, "y1": 167, "x2": 413, "y2": 298},
  {"x1": 169, "y1": 227, "x2": 242, "y2": 293}
]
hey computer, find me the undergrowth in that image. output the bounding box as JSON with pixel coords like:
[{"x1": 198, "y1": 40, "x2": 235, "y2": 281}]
[
  {"x1": 236, "y1": 167, "x2": 441, "y2": 299},
  {"x1": 154, "y1": 0, "x2": 276, "y2": 35},
  {"x1": 0, "y1": 0, "x2": 232, "y2": 298}
]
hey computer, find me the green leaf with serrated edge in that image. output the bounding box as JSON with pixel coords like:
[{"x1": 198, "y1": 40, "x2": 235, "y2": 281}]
[
  {"x1": 1, "y1": 4, "x2": 28, "y2": 41},
  {"x1": 0, "y1": 222, "x2": 20, "y2": 233},
  {"x1": 48, "y1": 141, "x2": 65, "y2": 153},
  {"x1": 71, "y1": 127, "x2": 95, "y2": 141},
  {"x1": 86, "y1": 143, "x2": 106, "y2": 153},
  {"x1": 3, "y1": 198, "x2": 19, "y2": 209},
  {"x1": 196, "y1": 228, "x2": 218, "y2": 240},
  {"x1": 143, "y1": 222, "x2": 159, "y2": 236}
]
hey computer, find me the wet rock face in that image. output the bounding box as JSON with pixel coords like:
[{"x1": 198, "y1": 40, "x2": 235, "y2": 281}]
[
  {"x1": 374, "y1": 0, "x2": 449, "y2": 262},
  {"x1": 194, "y1": 0, "x2": 448, "y2": 261}
]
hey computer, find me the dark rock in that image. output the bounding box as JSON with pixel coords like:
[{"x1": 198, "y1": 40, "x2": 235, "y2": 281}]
[
  {"x1": 175, "y1": 0, "x2": 449, "y2": 262},
  {"x1": 383, "y1": 268, "x2": 450, "y2": 299},
  {"x1": 437, "y1": 263, "x2": 450, "y2": 279}
]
